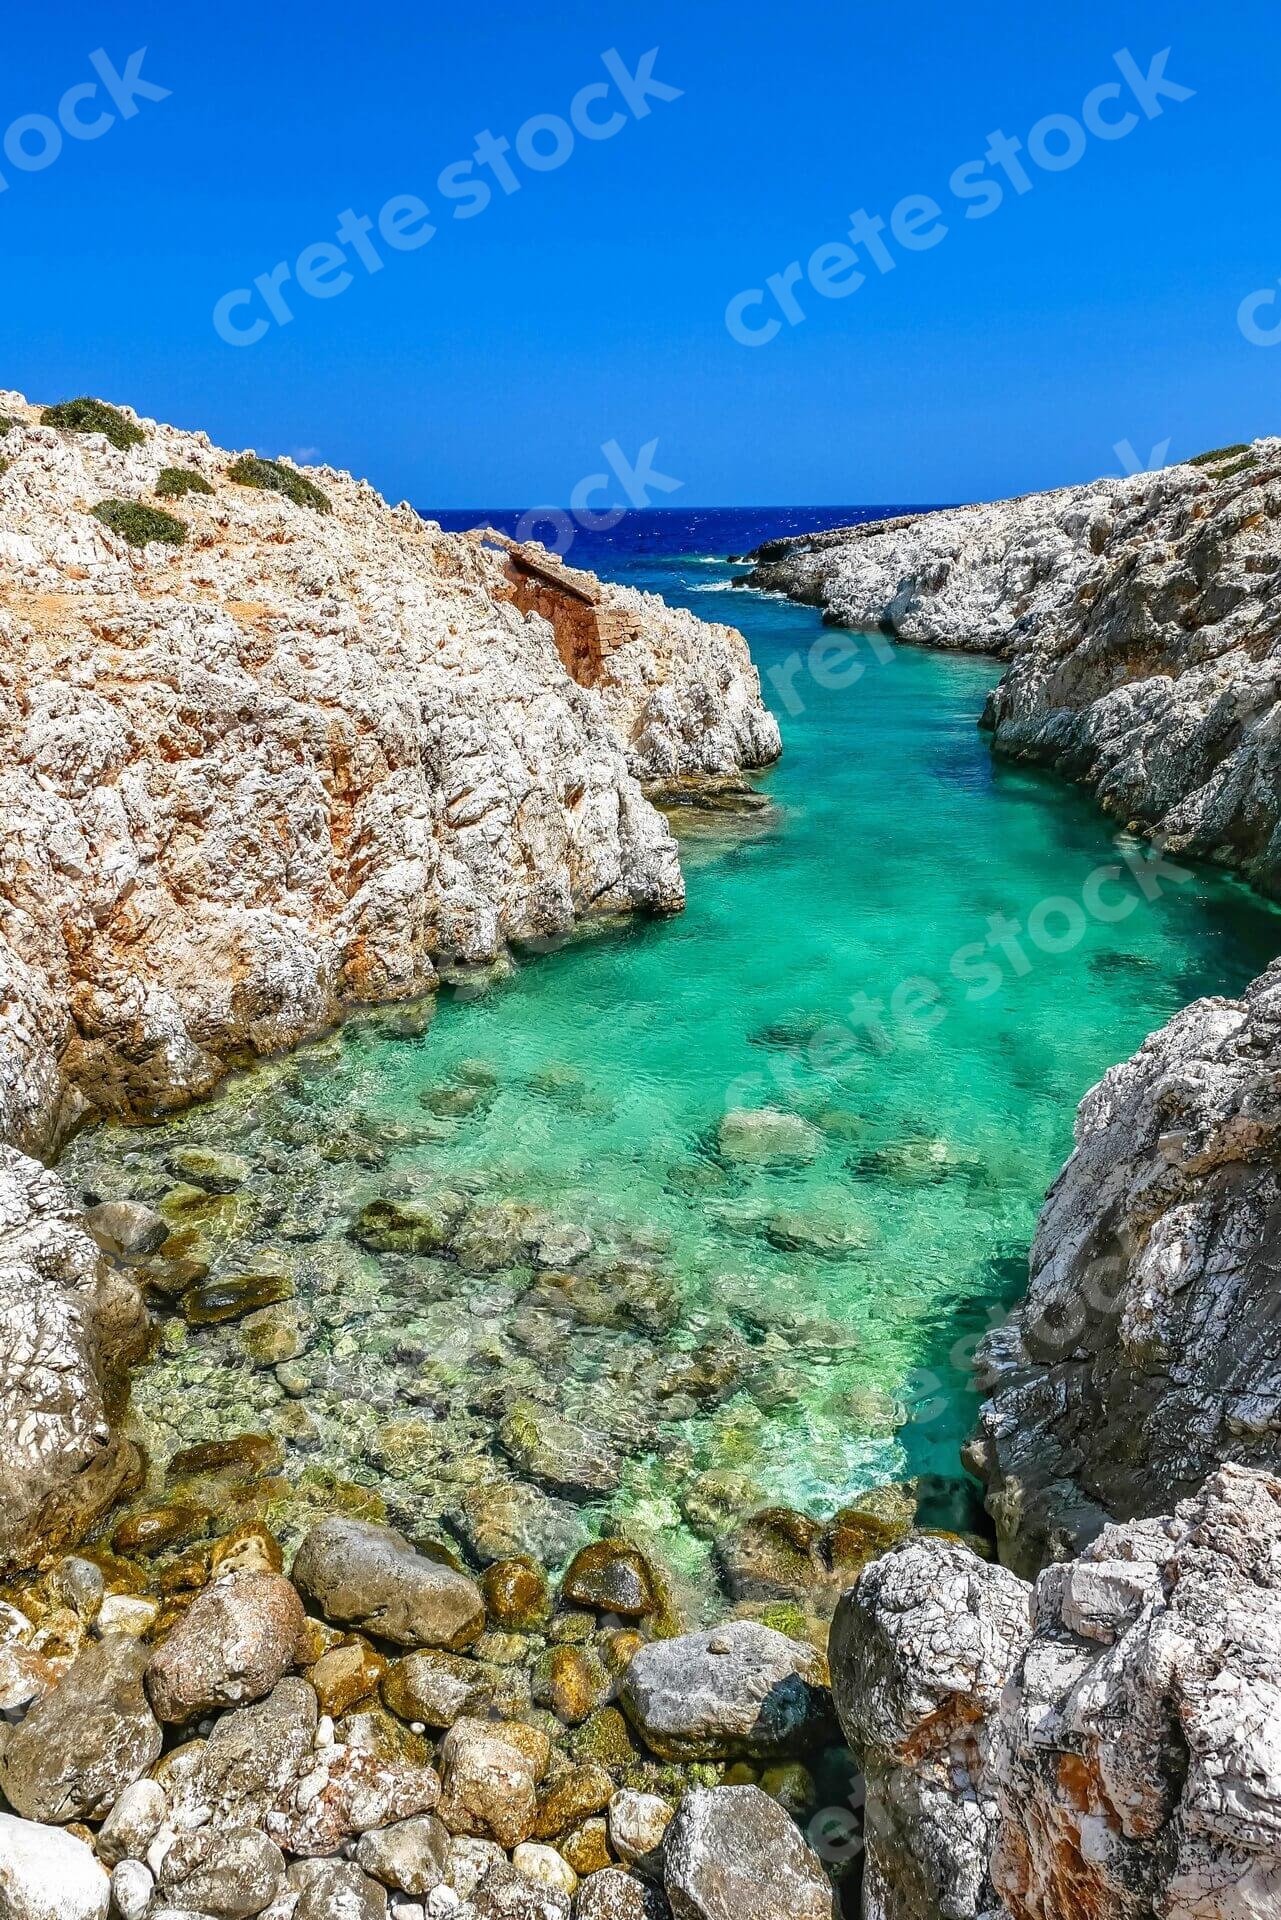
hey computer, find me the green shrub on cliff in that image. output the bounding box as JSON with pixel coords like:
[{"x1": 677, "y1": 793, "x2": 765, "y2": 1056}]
[
  {"x1": 156, "y1": 466, "x2": 215, "y2": 499},
  {"x1": 91, "y1": 499, "x2": 187, "y2": 548},
  {"x1": 1188, "y1": 442, "x2": 1250, "y2": 466},
  {"x1": 41, "y1": 397, "x2": 145, "y2": 451},
  {"x1": 0, "y1": 416, "x2": 13, "y2": 437},
  {"x1": 226, "y1": 453, "x2": 331, "y2": 513}
]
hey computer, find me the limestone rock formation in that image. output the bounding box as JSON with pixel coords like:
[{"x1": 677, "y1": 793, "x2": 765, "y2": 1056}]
[
  {"x1": 969, "y1": 958, "x2": 1281, "y2": 1574},
  {"x1": 0, "y1": 1146, "x2": 141, "y2": 1575},
  {"x1": 744, "y1": 442, "x2": 1281, "y2": 895},
  {"x1": 0, "y1": 391, "x2": 778, "y2": 1160},
  {"x1": 830, "y1": 1467, "x2": 1281, "y2": 1920}
]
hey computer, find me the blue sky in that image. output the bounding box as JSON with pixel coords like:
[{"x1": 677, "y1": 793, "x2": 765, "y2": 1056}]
[{"x1": 4, "y1": 1, "x2": 1278, "y2": 505}]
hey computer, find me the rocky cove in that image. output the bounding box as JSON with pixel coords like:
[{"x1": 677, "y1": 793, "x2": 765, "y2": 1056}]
[{"x1": 2, "y1": 400, "x2": 1281, "y2": 1920}]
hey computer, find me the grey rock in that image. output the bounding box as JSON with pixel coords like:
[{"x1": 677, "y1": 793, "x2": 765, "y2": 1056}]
[
  {"x1": 607, "y1": 1792, "x2": 673, "y2": 1881},
  {"x1": 469, "y1": 1862, "x2": 569, "y2": 1920},
  {"x1": 168, "y1": 1675, "x2": 319, "y2": 1832},
  {"x1": 829, "y1": 1536, "x2": 1032, "y2": 1920},
  {"x1": 356, "y1": 1816, "x2": 451, "y2": 1895},
  {"x1": 292, "y1": 1518, "x2": 485, "y2": 1650},
  {"x1": 458, "y1": 1482, "x2": 589, "y2": 1568},
  {"x1": 159, "y1": 1827, "x2": 287, "y2": 1919},
  {"x1": 49, "y1": 1554, "x2": 106, "y2": 1620},
  {"x1": 662, "y1": 1787, "x2": 835, "y2": 1920},
  {"x1": 0, "y1": 1812, "x2": 111, "y2": 1920},
  {"x1": 619, "y1": 1621, "x2": 832, "y2": 1760},
  {"x1": 293, "y1": 1861, "x2": 389, "y2": 1920},
  {"x1": 444, "y1": 1838, "x2": 507, "y2": 1899},
  {"x1": 436, "y1": 1717, "x2": 551, "y2": 1848},
  {"x1": 0, "y1": 1632, "x2": 162, "y2": 1822},
  {"x1": 148, "y1": 1569, "x2": 305, "y2": 1721},
  {"x1": 989, "y1": 1466, "x2": 1281, "y2": 1920},
  {"x1": 381, "y1": 1650, "x2": 495, "y2": 1728}
]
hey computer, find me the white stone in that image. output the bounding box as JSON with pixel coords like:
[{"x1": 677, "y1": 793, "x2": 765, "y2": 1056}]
[{"x1": 0, "y1": 1811, "x2": 110, "y2": 1920}]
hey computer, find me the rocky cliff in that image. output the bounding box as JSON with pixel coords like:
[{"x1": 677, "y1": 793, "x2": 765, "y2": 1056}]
[
  {"x1": 743, "y1": 441, "x2": 1281, "y2": 897},
  {"x1": 0, "y1": 393, "x2": 778, "y2": 1163},
  {"x1": 831, "y1": 1464, "x2": 1281, "y2": 1920}
]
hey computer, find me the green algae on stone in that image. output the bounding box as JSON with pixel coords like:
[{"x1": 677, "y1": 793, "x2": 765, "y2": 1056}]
[{"x1": 181, "y1": 1268, "x2": 295, "y2": 1325}]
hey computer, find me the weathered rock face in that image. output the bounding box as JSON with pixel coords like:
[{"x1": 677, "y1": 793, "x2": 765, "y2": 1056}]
[
  {"x1": 831, "y1": 1467, "x2": 1281, "y2": 1920},
  {"x1": 0, "y1": 1146, "x2": 142, "y2": 1574},
  {"x1": 744, "y1": 442, "x2": 1281, "y2": 896},
  {"x1": 0, "y1": 391, "x2": 778, "y2": 1161},
  {"x1": 830, "y1": 1537, "x2": 1033, "y2": 1920},
  {"x1": 969, "y1": 959, "x2": 1281, "y2": 1575}
]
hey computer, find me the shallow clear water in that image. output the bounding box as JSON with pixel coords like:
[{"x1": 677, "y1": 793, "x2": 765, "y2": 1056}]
[{"x1": 63, "y1": 510, "x2": 1281, "y2": 1595}]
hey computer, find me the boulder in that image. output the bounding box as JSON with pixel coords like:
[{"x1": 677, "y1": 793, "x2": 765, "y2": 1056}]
[
  {"x1": 97, "y1": 1778, "x2": 169, "y2": 1866},
  {"x1": 662, "y1": 1787, "x2": 835, "y2": 1920},
  {"x1": 437, "y1": 1717, "x2": 552, "y2": 1848},
  {"x1": 82, "y1": 1198, "x2": 169, "y2": 1258},
  {"x1": 355, "y1": 1814, "x2": 450, "y2": 1895},
  {"x1": 716, "y1": 1108, "x2": 822, "y2": 1166},
  {"x1": 0, "y1": 1633, "x2": 162, "y2": 1822},
  {"x1": 470, "y1": 1861, "x2": 570, "y2": 1919},
  {"x1": 0, "y1": 1812, "x2": 111, "y2": 1920},
  {"x1": 110, "y1": 1860, "x2": 154, "y2": 1920},
  {"x1": 158, "y1": 1828, "x2": 287, "y2": 1919},
  {"x1": 459, "y1": 1482, "x2": 589, "y2": 1567},
  {"x1": 292, "y1": 1860, "x2": 389, "y2": 1920},
  {"x1": 167, "y1": 1676, "x2": 319, "y2": 1832},
  {"x1": 561, "y1": 1543, "x2": 656, "y2": 1617},
  {"x1": 147, "y1": 1570, "x2": 305, "y2": 1720},
  {"x1": 381, "y1": 1650, "x2": 495, "y2": 1728},
  {"x1": 619, "y1": 1622, "x2": 832, "y2": 1760},
  {"x1": 293, "y1": 1518, "x2": 485, "y2": 1649}
]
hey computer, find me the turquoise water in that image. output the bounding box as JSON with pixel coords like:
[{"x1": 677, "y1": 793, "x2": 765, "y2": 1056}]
[{"x1": 64, "y1": 520, "x2": 1281, "y2": 1589}]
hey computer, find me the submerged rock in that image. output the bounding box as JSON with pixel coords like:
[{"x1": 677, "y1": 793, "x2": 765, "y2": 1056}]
[
  {"x1": 498, "y1": 1403, "x2": 622, "y2": 1499},
  {"x1": 716, "y1": 1108, "x2": 822, "y2": 1166},
  {"x1": 561, "y1": 1542, "x2": 658, "y2": 1618}
]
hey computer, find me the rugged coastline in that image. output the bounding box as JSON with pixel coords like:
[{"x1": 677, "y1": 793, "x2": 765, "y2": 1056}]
[{"x1": 2, "y1": 400, "x2": 1280, "y2": 1920}]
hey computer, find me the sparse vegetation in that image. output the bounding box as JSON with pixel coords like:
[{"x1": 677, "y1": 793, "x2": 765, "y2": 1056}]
[
  {"x1": 0, "y1": 459, "x2": 8, "y2": 478},
  {"x1": 1209, "y1": 453, "x2": 1259, "y2": 481},
  {"x1": 1188, "y1": 442, "x2": 1253, "y2": 468},
  {"x1": 226, "y1": 453, "x2": 331, "y2": 513},
  {"x1": 41, "y1": 397, "x2": 146, "y2": 451},
  {"x1": 0, "y1": 416, "x2": 13, "y2": 437},
  {"x1": 91, "y1": 499, "x2": 187, "y2": 548},
  {"x1": 156, "y1": 466, "x2": 215, "y2": 500}
]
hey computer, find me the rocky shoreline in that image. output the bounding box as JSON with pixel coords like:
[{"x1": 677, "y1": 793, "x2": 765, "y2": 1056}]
[{"x1": 3, "y1": 400, "x2": 1281, "y2": 1920}]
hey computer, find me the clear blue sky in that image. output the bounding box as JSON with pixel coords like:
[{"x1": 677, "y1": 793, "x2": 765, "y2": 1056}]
[{"x1": 4, "y1": 1, "x2": 1278, "y2": 506}]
